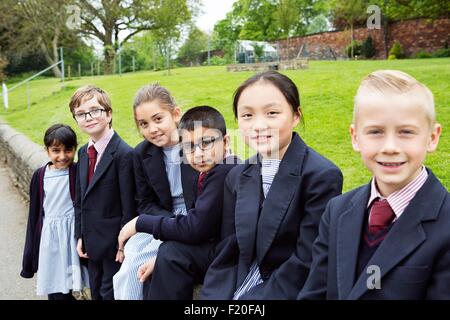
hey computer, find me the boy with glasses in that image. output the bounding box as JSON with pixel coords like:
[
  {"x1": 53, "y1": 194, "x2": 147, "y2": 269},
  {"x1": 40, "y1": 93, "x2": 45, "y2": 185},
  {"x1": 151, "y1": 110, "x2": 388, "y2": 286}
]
[
  {"x1": 69, "y1": 85, "x2": 136, "y2": 300},
  {"x1": 118, "y1": 106, "x2": 240, "y2": 299}
]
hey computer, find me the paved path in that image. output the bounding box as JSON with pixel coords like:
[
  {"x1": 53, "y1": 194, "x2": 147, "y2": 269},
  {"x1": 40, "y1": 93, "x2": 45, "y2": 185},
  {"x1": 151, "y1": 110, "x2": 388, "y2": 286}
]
[{"x1": 0, "y1": 162, "x2": 43, "y2": 300}]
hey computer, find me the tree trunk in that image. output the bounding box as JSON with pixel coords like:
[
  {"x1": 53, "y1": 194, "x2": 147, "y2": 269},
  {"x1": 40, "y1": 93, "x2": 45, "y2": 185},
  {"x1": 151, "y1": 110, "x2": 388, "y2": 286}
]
[
  {"x1": 383, "y1": 0, "x2": 389, "y2": 59},
  {"x1": 103, "y1": 27, "x2": 115, "y2": 75},
  {"x1": 38, "y1": 33, "x2": 62, "y2": 78},
  {"x1": 350, "y1": 23, "x2": 354, "y2": 59}
]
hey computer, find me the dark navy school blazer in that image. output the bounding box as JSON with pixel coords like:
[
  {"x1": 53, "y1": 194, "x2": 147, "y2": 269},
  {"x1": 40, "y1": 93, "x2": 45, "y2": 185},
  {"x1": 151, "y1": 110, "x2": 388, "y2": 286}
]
[
  {"x1": 21, "y1": 163, "x2": 76, "y2": 278},
  {"x1": 74, "y1": 132, "x2": 136, "y2": 261},
  {"x1": 133, "y1": 139, "x2": 199, "y2": 218},
  {"x1": 298, "y1": 169, "x2": 450, "y2": 300},
  {"x1": 135, "y1": 156, "x2": 241, "y2": 244},
  {"x1": 200, "y1": 133, "x2": 343, "y2": 300}
]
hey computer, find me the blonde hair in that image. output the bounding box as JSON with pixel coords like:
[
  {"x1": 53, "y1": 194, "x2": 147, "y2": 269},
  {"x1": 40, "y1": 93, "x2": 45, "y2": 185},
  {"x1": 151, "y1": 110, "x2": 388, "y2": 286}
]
[
  {"x1": 353, "y1": 70, "x2": 435, "y2": 125},
  {"x1": 69, "y1": 85, "x2": 112, "y2": 114}
]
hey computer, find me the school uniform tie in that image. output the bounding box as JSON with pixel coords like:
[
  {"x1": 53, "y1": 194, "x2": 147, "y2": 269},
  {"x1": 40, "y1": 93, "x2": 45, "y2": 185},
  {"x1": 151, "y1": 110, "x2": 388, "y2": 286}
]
[
  {"x1": 197, "y1": 172, "x2": 207, "y2": 195},
  {"x1": 87, "y1": 145, "x2": 97, "y2": 185},
  {"x1": 368, "y1": 198, "x2": 395, "y2": 236}
]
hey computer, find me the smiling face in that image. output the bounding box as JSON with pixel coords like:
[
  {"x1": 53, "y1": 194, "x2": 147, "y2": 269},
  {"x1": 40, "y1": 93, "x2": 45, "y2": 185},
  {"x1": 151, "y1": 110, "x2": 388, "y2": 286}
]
[
  {"x1": 135, "y1": 100, "x2": 181, "y2": 147},
  {"x1": 46, "y1": 143, "x2": 76, "y2": 170},
  {"x1": 73, "y1": 96, "x2": 112, "y2": 142},
  {"x1": 236, "y1": 81, "x2": 300, "y2": 159},
  {"x1": 350, "y1": 92, "x2": 441, "y2": 196},
  {"x1": 180, "y1": 127, "x2": 228, "y2": 173}
]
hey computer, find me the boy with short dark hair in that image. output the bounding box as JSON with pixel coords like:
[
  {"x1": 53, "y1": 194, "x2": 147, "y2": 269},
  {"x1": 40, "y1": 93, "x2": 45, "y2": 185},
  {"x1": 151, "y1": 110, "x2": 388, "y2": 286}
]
[{"x1": 118, "y1": 105, "x2": 240, "y2": 299}]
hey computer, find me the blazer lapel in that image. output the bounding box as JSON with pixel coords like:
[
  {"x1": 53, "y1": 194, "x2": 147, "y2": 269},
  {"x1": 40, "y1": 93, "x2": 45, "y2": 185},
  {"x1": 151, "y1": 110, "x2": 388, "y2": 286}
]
[
  {"x1": 181, "y1": 162, "x2": 199, "y2": 210},
  {"x1": 347, "y1": 171, "x2": 445, "y2": 300},
  {"x1": 79, "y1": 146, "x2": 89, "y2": 197},
  {"x1": 85, "y1": 133, "x2": 119, "y2": 197},
  {"x1": 143, "y1": 144, "x2": 172, "y2": 210},
  {"x1": 336, "y1": 185, "x2": 369, "y2": 299},
  {"x1": 235, "y1": 158, "x2": 262, "y2": 274},
  {"x1": 256, "y1": 133, "x2": 306, "y2": 263}
]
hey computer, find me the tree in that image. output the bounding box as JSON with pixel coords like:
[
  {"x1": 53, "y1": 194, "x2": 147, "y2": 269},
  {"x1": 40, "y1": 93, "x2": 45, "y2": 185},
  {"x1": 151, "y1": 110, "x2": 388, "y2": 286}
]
[
  {"x1": 275, "y1": 0, "x2": 300, "y2": 60},
  {"x1": 306, "y1": 14, "x2": 329, "y2": 34},
  {"x1": 75, "y1": 0, "x2": 192, "y2": 74},
  {"x1": 177, "y1": 27, "x2": 208, "y2": 64},
  {"x1": 0, "y1": 55, "x2": 7, "y2": 82},
  {"x1": 150, "y1": 0, "x2": 192, "y2": 74},
  {"x1": 330, "y1": 0, "x2": 367, "y2": 59},
  {"x1": 0, "y1": 0, "x2": 77, "y2": 77}
]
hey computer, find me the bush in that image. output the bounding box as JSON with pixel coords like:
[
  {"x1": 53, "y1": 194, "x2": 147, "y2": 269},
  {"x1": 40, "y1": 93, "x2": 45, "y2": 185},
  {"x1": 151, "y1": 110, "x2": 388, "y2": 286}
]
[
  {"x1": 388, "y1": 54, "x2": 397, "y2": 60},
  {"x1": 361, "y1": 36, "x2": 376, "y2": 59},
  {"x1": 433, "y1": 48, "x2": 450, "y2": 58},
  {"x1": 202, "y1": 56, "x2": 227, "y2": 66},
  {"x1": 0, "y1": 56, "x2": 8, "y2": 82},
  {"x1": 346, "y1": 40, "x2": 362, "y2": 58},
  {"x1": 415, "y1": 50, "x2": 432, "y2": 59},
  {"x1": 389, "y1": 41, "x2": 405, "y2": 59}
]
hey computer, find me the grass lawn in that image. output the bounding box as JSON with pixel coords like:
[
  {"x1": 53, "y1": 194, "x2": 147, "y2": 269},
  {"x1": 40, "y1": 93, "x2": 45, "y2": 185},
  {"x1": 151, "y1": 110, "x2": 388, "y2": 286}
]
[{"x1": 1, "y1": 59, "x2": 449, "y2": 192}]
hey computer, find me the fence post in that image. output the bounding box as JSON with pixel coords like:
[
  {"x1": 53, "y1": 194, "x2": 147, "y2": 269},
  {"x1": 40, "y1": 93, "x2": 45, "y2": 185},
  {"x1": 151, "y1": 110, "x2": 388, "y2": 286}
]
[
  {"x1": 118, "y1": 46, "x2": 122, "y2": 76},
  {"x1": 26, "y1": 82, "x2": 30, "y2": 111},
  {"x1": 78, "y1": 63, "x2": 81, "y2": 77},
  {"x1": 60, "y1": 47, "x2": 65, "y2": 86},
  {"x1": 97, "y1": 62, "x2": 100, "y2": 76},
  {"x1": 68, "y1": 65, "x2": 71, "y2": 79},
  {"x1": 91, "y1": 62, "x2": 94, "y2": 76}
]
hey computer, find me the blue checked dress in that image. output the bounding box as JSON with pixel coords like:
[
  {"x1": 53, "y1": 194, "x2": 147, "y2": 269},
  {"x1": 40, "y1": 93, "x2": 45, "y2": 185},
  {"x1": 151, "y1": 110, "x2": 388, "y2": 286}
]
[
  {"x1": 113, "y1": 144, "x2": 187, "y2": 300},
  {"x1": 36, "y1": 167, "x2": 89, "y2": 296}
]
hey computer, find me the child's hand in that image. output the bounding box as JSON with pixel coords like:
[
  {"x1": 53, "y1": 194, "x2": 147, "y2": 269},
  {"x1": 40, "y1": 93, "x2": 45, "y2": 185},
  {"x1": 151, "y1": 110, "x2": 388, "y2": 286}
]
[
  {"x1": 76, "y1": 238, "x2": 89, "y2": 259},
  {"x1": 117, "y1": 217, "x2": 138, "y2": 251},
  {"x1": 137, "y1": 257, "x2": 156, "y2": 283},
  {"x1": 115, "y1": 248, "x2": 125, "y2": 263}
]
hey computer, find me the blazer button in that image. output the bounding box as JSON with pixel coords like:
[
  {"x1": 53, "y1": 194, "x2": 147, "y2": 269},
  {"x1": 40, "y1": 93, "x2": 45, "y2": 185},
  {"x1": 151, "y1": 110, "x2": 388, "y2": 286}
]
[{"x1": 261, "y1": 270, "x2": 271, "y2": 279}]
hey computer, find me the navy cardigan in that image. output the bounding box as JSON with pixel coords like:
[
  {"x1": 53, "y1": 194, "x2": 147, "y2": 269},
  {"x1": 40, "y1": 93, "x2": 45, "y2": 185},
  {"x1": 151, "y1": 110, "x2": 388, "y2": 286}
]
[{"x1": 20, "y1": 162, "x2": 76, "y2": 278}]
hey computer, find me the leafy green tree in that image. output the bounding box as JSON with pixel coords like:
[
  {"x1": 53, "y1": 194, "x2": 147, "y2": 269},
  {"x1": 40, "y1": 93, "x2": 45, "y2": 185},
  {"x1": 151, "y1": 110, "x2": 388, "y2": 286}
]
[
  {"x1": 75, "y1": 0, "x2": 193, "y2": 74},
  {"x1": 329, "y1": 0, "x2": 367, "y2": 58},
  {"x1": 0, "y1": 55, "x2": 7, "y2": 82},
  {"x1": 177, "y1": 27, "x2": 209, "y2": 64},
  {"x1": 306, "y1": 14, "x2": 329, "y2": 34}
]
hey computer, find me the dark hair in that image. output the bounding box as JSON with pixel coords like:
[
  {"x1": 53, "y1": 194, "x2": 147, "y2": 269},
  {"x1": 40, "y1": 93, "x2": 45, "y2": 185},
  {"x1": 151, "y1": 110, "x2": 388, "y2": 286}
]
[
  {"x1": 44, "y1": 124, "x2": 78, "y2": 150},
  {"x1": 179, "y1": 106, "x2": 227, "y2": 137},
  {"x1": 232, "y1": 71, "x2": 302, "y2": 120}
]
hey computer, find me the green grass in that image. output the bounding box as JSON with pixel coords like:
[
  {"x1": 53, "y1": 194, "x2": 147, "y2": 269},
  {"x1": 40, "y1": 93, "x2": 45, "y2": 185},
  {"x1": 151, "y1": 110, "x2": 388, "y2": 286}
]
[{"x1": 1, "y1": 59, "x2": 449, "y2": 192}]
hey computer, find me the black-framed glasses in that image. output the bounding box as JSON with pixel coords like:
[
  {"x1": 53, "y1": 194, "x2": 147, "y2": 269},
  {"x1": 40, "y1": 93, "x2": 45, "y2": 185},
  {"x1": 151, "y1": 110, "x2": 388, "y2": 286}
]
[
  {"x1": 73, "y1": 108, "x2": 106, "y2": 121},
  {"x1": 182, "y1": 136, "x2": 223, "y2": 154}
]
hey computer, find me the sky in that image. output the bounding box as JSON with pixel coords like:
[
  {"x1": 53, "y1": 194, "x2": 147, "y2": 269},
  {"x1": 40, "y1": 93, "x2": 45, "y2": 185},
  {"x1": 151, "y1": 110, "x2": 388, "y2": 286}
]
[{"x1": 195, "y1": 0, "x2": 236, "y2": 32}]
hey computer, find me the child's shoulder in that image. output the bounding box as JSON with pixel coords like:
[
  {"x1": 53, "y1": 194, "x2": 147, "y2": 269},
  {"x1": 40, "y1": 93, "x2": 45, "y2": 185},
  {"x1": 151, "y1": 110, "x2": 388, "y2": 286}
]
[
  {"x1": 211, "y1": 156, "x2": 242, "y2": 176},
  {"x1": 304, "y1": 146, "x2": 341, "y2": 174},
  {"x1": 134, "y1": 139, "x2": 159, "y2": 156},
  {"x1": 325, "y1": 183, "x2": 370, "y2": 216}
]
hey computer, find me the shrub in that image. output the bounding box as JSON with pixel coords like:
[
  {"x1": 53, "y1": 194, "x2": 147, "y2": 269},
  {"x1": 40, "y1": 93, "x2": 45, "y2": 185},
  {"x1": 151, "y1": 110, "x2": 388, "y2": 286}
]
[
  {"x1": 361, "y1": 36, "x2": 376, "y2": 59},
  {"x1": 346, "y1": 40, "x2": 362, "y2": 58},
  {"x1": 389, "y1": 41, "x2": 405, "y2": 59},
  {"x1": 202, "y1": 56, "x2": 227, "y2": 66},
  {"x1": 388, "y1": 54, "x2": 397, "y2": 60},
  {"x1": 433, "y1": 48, "x2": 450, "y2": 58},
  {"x1": 415, "y1": 50, "x2": 433, "y2": 59}
]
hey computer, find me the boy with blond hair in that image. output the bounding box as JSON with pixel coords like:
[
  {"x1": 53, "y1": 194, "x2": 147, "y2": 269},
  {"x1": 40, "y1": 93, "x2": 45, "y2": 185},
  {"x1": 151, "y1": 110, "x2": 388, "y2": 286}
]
[{"x1": 298, "y1": 70, "x2": 450, "y2": 300}]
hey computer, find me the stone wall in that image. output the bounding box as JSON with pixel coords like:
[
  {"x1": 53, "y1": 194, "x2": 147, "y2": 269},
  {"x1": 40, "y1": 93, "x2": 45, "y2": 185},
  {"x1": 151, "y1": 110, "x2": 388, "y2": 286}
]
[
  {"x1": 274, "y1": 18, "x2": 450, "y2": 60},
  {"x1": 0, "y1": 119, "x2": 49, "y2": 197}
]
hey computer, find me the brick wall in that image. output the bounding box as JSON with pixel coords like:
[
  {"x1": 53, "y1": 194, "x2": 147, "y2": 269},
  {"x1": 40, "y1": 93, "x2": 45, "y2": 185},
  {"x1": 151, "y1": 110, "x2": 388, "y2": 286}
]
[{"x1": 274, "y1": 18, "x2": 450, "y2": 60}]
